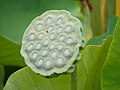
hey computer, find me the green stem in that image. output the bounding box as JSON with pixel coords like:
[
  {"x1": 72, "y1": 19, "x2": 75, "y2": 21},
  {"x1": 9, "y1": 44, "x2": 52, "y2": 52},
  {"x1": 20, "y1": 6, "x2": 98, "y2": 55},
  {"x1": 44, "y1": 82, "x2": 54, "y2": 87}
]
[{"x1": 71, "y1": 64, "x2": 77, "y2": 90}]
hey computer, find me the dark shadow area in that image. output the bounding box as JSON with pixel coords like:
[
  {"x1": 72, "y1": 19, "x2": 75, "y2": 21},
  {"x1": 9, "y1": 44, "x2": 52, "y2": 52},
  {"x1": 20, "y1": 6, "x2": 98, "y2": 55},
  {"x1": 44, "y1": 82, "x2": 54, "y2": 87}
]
[{"x1": 3, "y1": 66, "x2": 22, "y2": 85}]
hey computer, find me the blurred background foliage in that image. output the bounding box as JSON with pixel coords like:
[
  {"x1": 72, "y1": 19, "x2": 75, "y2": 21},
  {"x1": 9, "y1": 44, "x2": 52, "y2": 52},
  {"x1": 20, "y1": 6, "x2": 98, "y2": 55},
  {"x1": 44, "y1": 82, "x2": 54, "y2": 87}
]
[
  {"x1": 0, "y1": 0, "x2": 81, "y2": 43},
  {"x1": 0, "y1": 0, "x2": 120, "y2": 89},
  {"x1": 0, "y1": 0, "x2": 119, "y2": 43}
]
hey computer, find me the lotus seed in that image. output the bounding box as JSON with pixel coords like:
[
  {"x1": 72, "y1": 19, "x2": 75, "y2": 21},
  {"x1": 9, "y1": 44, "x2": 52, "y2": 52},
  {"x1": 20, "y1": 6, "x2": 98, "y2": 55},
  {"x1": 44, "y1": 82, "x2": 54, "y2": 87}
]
[
  {"x1": 46, "y1": 17, "x2": 52, "y2": 24},
  {"x1": 49, "y1": 33, "x2": 56, "y2": 40},
  {"x1": 67, "y1": 38, "x2": 73, "y2": 45},
  {"x1": 57, "y1": 44, "x2": 63, "y2": 50},
  {"x1": 38, "y1": 33, "x2": 44, "y2": 40},
  {"x1": 45, "y1": 60, "x2": 52, "y2": 70},
  {"x1": 56, "y1": 57, "x2": 65, "y2": 67},
  {"x1": 35, "y1": 58, "x2": 44, "y2": 67},
  {"x1": 29, "y1": 34, "x2": 35, "y2": 40},
  {"x1": 26, "y1": 44, "x2": 33, "y2": 51},
  {"x1": 57, "y1": 27, "x2": 62, "y2": 33},
  {"x1": 57, "y1": 17, "x2": 63, "y2": 24},
  {"x1": 59, "y1": 35, "x2": 65, "y2": 41},
  {"x1": 65, "y1": 25, "x2": 72, "y2": 33},
  {"x1": 49, "y1": 43, "x2": 55, "y2": 50},
  {"x1": 35, "y1": 22, "x2": 43, "y2": 31},
  {"x1": 64, "y1": 48, "x2": 71, "y2": 57},
  {"x1": 42, "y1": 49, "x2": 48, "y2": 56},
  {"x1": 31, "y1": 52, "x2": 37, "y2": 59},
  {"x1": 38, "y1": 59, "x2": 43, "y2": 66},
  {"x1": 36, "y1": 43, "x2": 41, "y2": 50},
  {"x1": 51, "y1": 51, "x2": 57, "y2": 58},
  {"x1": 48, "y1": 26, "x2": 53, "y2": 32},
  {"x1": 38, "y1": 24, "x2": 43, "y2": 30},
  {"x1": 43, "y1": 39, "x2": 49, "y2": 46}
]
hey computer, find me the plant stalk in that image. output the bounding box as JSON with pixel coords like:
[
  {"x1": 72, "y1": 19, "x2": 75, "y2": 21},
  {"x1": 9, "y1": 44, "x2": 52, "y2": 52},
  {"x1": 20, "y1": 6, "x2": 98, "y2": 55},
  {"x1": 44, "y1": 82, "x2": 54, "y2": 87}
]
[{"x1": 71, "y1": 64, "x2": 77, "y2": 90}]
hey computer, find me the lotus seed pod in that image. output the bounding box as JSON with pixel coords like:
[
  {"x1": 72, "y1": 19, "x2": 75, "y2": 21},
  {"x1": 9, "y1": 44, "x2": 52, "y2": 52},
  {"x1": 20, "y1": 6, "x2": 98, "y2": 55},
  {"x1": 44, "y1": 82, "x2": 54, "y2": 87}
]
[{"x1": 20, "y1": 10, "x2": 84, "y2": 76}]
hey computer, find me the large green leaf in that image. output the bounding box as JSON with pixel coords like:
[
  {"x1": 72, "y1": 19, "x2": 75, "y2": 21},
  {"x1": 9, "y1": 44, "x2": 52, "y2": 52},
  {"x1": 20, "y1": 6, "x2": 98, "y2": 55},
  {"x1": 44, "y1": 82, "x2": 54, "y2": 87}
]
[
  {"x1": 0, "y1": 64, "x2": 4, "y2": 90},
  {"x1": 77, "y1": 36, "x2": 112, "y2": 90},
  {"x1": 87, "y1": 16, "x2": 118, "y2": 45},
  {"x1": 0, "y1": 0, "x2": 80, "y2": 43},
  {"x1": 4, "y1": 67, "x2": 71, "y2": 90},
  {"x1": 3, "y1": 35, "x2": 112, "y2": 90},
  {"x1": 0, "y1": 35, "x2": 25, "y2": 67},
  {"x1": 101, "y1": 17, "x2": 120, "y2": 90}
]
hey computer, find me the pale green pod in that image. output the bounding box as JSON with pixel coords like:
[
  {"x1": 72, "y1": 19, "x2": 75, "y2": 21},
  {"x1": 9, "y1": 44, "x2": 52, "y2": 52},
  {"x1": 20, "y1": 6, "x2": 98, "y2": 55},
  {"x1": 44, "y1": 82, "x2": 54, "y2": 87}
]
[{"x1": 20, "y1": 10, "x2": 83, "y2": 76}]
